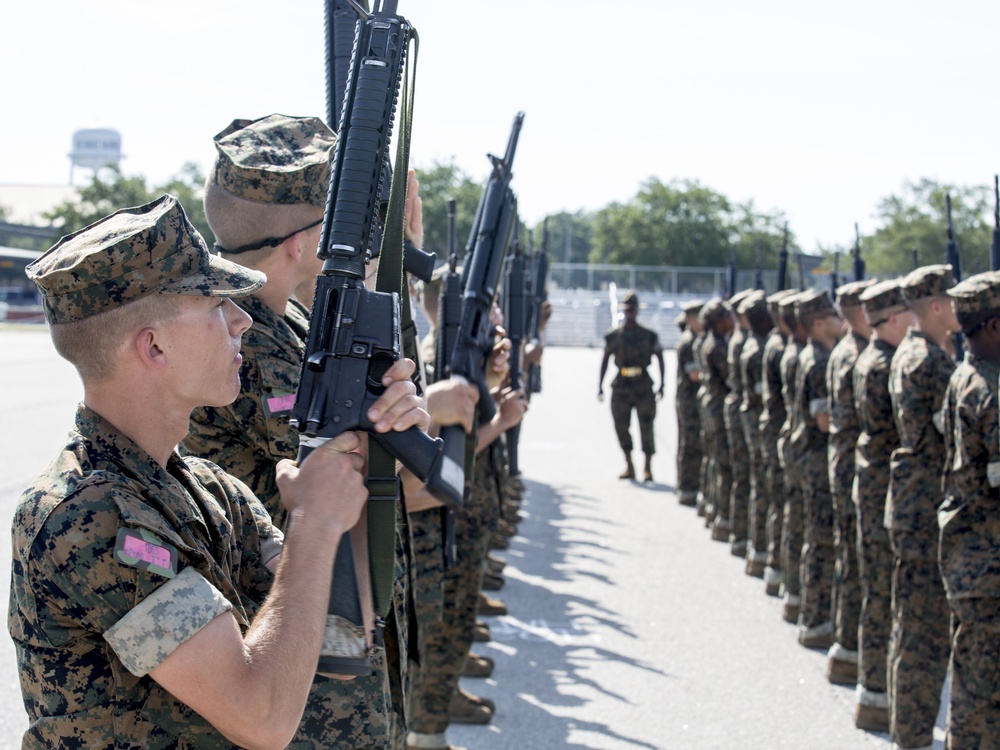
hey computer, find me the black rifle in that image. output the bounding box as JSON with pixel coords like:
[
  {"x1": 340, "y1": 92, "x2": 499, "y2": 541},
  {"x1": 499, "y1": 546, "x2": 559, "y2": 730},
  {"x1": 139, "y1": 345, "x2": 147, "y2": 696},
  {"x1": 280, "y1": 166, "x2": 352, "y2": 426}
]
[
  {"x1": 991, "y1": 175, "x2": 1000, "y2": 272},
  {"x1": 502, "y1": 225, "x2": 528, "y2": 477},
  {"x1": 831, "y1": 251, "x2": 840, "y2": 295},
  {"x1": 944, "y1": 194, "x2": 964, "y2": 359},
  {"x1": 912, "y1": 247, "x2": 920, "y2": 271},
  {"x1": 945, "y1": 194, "x2": 962, "y2": 282},
  {"x1": 439, "y1": 112, "x2": 525, "y2": 481},
  {"x1": 291, "y1": 0, "x2": 462, "y2": 677},
  {"x1": 327, "y1": 0, "x2": 436, "y2": 283},
  {"x1": 776, "y1": 222, "x2": 789, "y2": 292},
  {"x1": 724, "y1": 246, "x2": 737, "y2": 299},
  {"x1": 526, "y1": 226, "x2": 550, "y2": 395},
  {"x1": 754, "y1": 241, "x2": 764, "y2": 291},
  {"x1": 796, "y1": 252, "x2": 806, "y2": 291},
  {"x1": 434, "y1": 198, "x2": 462, "y2": 383},
  {"x1": 853, "y1": 223, "x2": 866, "y2": 281}
]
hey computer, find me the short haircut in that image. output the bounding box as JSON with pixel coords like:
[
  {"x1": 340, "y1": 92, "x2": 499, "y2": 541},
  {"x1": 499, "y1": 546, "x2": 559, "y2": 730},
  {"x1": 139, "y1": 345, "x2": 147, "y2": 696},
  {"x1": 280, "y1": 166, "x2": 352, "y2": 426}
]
[
  {"x1": 50, "y1": 293, "x2": 180, "y2": 383},
  {"x1": 204, "y1": 180, "x2": 323, "y2": 263}
]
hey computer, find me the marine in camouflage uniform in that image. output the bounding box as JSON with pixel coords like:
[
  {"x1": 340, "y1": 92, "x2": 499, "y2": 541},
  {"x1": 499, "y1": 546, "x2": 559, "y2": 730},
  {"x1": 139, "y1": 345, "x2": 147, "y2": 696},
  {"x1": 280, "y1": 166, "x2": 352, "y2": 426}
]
[
  {"x1": 886, "y1": 265, "x2": 957, "y2": 750},
  {"x1": 777, "y1": 292, "x2": 808, "y2": 623},
  {"x1": 759, "y1": 290, "x2": 796, "y2": 596},
  {"x1": 789, "y1": 289, "x2": 843, "y2": 649},
  {"x1": 675, "y1": 301, "x2": 705, "y2": 507},
  {"x1": 697, "y1": 298, "x2": 735, "y2": 537},
  {"x1": 737, "y1": 290, "x2": 773, "y2": 577},
  {"x1": 8, "y1": 195, "x2": 402, "y2": 748},
  {"x1": 692, "y1": 325, "x2": 713, "y2": 516},
  {"x1": 938, "y1": 271, "x2": 1000, "y2": 750},
  {"x1": 852, "y1": 278, "x2": 915, "y2": 732},
  {"x1": 724, "y1": 289, "x2": 754, "y2": 552},
  {"x1": 179, "y1": 115, "x2": 400, "y2": 749},
  {"x1": 598, "y1": 292, "x2": 665, "y2": 482},
  {"x1": 824, "y1": 278, "x2": 877, "y2": 686}
]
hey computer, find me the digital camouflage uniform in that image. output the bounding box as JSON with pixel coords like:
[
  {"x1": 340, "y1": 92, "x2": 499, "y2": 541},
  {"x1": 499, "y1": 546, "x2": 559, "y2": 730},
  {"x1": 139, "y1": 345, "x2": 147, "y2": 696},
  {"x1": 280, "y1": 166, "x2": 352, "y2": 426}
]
[
  {"x1": 604, "y1": 321, "x2": 661, "y2": 458},
  {"x1": 738, "y1": 291, "x2": 770, "y2": 573},
  {"x1": 181, "y1": 114, "x2": 404, "y2": 749},
  {"x1": 698, "y1": 299, "x2": 732, "y2": 533},
  {"x1": 938, "y1": 271, "x2": 1000, "y2": 750},
  {"x1": 182, "y1": 296, "x2": 397, "y2": 749},
  {"x1": 9, "y1": 196, "x2": 281, "y2": 748},
  {"x1": 825, "y1": 278, "x2": 876, "y2": 680},
  {"x1": 724, "y1": 290, "x2": 753, "y2": 551},
  {"x1": 408, "y1": 442, "x2": 501, "y2": 738},
  {"x1": 789, "y1": 289, "x2": 839, "y2": 645},
  {"x1": 675, "y1": 305, "x2": 704, "y2": 505},
  {"x1": 852, "y1": 279, "x2": 908, "y2": 717},
  {"x1": 759, "y1": 292, "x2": 793, "y2": 593},
  {"x1": 10, "y1": 408, "x2": 282, "y2": 749},
  {"x1": 777, "y1": 295, "x2": 806, "y2": 614},
  {"x1": 692, "y1": 328, "x2": 712, "y2": 515},
  {"x1": 885, "y1": 266, "x2": 955, "y2": 749}
]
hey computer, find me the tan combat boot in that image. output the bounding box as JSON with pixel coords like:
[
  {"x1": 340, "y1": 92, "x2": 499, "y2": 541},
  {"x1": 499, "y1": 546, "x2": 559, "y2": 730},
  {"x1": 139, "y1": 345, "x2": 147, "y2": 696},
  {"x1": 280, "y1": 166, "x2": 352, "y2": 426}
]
[{"x1": 619, "y1": 453, "x2": 635, "y2": 479}]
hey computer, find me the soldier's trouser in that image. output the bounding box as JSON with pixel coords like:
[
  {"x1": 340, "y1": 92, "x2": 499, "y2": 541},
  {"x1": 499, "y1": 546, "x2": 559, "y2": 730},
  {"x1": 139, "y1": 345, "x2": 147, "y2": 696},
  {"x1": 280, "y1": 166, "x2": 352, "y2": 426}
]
[
  {"x1": 800, "y1": 452, "x2": 835, "y2": 630},
  {"x1": 408, "y1": 457, "x2": 497, "y2": 734},
  {"x1": 764, "y1": 451, "x2": 785, "y2": 572},
  {"x1": 888, "y1": 540, "x2": 950, "y2": 748},
  {"x1": 830, "y1": 449, "x2": 861, "y2": 653},
  {"x1": 946, "y1": 600, "x2": 1000, "y2": 750},
  {"x1": 725, "y1": 399, "x2": 750, "y2": 543},
  {"x1": 780, "y1": 464, "x2": 804, "y2": 598},
  {"x1": 742, "y1": 411, "x2": 767, "y2": 558},
  {"x1": 610, "y1": 381, "x2": 656, "y2": 456},
  {"x1": 856, "y1": 499, "x2": 893, "y2": 695},
  {"x1": 706, "y1": 408, "x2": 731, "y2": 525},
  {"x1": 677, "y1": 397, "x2": 703, "y2": 495}
]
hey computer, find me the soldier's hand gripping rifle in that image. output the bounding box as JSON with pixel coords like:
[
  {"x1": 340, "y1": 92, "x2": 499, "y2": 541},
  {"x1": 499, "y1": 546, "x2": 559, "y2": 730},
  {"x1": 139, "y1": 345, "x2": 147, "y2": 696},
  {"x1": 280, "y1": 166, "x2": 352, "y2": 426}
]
[
  {"x1": 853, "y1": 223, "x2": 866, "y2": 281},
  {"x1": 502, "y1": 224, "x2": 529, "y2": 477},
  {"x1": 291, "y1": 0, "x2": 463, "y2": 677},
  {"x1": 991, "y1": 176, "x2": 1000, "y2": 272},
  {"x1": 526, "y1": 224, "x2": 550, "y2": 395},
  {"x1": 944, "y1": 194, "x2": 964, "y2": 359},
  {"x1": 776, "y1": 222, "x2": 789, "y2": 292},
  {"x1": 439, "y1": 112, "x2": 525, "y2": 486}
]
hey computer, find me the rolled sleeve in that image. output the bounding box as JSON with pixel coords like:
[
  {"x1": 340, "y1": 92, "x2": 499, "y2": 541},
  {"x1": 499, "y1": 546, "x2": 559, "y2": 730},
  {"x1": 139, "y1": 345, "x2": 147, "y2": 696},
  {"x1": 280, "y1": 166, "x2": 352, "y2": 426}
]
[{"x1": 104, "y1": 566, "x2": 232, "y2": 676}]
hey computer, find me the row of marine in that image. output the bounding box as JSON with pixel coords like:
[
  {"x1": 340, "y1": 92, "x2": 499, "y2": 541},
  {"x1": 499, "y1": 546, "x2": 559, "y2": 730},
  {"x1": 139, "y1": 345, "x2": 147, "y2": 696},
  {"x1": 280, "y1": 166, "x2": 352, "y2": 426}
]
[{"x1": 673, "y1": 262, "x2": 1000, "y2": 750}]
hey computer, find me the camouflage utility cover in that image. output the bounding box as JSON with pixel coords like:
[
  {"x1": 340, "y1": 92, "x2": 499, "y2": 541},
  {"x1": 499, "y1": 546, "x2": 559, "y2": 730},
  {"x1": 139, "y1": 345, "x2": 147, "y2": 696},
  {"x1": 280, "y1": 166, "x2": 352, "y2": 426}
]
[
  {"x1": 900, "y1": 264, "x2": 955, "y2": 302},
  {"x1": 26, "y1": 194, "x2": 264, "y2": 324},
  {"x1": 947, "y1": 270, "x2": 1000, "y2": 315},
  {"x1": 212, "y1": 113, "x2": 336, "y2": 207}
]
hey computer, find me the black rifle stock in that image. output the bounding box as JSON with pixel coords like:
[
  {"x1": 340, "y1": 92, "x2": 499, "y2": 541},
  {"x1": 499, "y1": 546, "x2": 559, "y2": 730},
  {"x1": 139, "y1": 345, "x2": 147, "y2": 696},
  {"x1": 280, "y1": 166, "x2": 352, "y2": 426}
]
[
  {"x1": 502, "y1": 228, "x2": 528, "y2": 477},
  {"x1": 292, "y1": 0, "x2": 461, "y2": 677},
  {"x1": 776, "y1": 222, "x2": 789, "y2": 292},
  {"x1": 439, "y1": 113, "x2": 524, "y2": 467},
  {"x1": 853, "y1": 223, "x2": 866, "y2": 281},
  {"x1": 991, "y1": 175, "x2": 1000, "y2": 272}
]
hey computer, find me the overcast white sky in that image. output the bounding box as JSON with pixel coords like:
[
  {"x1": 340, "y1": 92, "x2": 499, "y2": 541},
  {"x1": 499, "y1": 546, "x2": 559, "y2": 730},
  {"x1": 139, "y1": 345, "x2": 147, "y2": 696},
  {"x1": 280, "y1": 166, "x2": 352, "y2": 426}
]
[{"x1": 2, "y1": 0, "x2": 997, "y2": 252}]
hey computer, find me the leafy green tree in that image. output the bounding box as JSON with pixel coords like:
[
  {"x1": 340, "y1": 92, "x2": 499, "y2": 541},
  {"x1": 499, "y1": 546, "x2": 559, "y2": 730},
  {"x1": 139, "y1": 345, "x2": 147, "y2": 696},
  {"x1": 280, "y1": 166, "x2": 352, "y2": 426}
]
[
  {"x1": 528, "y1": 210, "x2": 594, "y2": 264},
  {"x1": 866, "y1": 178, "x2": 993, "y2": 278},
  {"x1": 590, "y1": 178, "x2": 733, "y2": 268},
  {"x1": 43, "y1": 163, "x2": 211, "y2": 244},
  {"x1": 414, "y1": 160, "x2": 483, "y2": 259}
]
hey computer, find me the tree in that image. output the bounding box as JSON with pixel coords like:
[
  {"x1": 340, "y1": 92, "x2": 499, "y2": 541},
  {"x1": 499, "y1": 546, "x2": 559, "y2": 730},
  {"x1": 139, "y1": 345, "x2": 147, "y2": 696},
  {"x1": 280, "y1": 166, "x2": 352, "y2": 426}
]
[
  {"x1": 43, "y1": 163, "x2": 211, "y2": 244},
  {"x1": 414, "y1": 159, "x2": 483, "y2": 259},
  {"x1": 867, "y1": 178, "x2": 993, "y2": 278}
]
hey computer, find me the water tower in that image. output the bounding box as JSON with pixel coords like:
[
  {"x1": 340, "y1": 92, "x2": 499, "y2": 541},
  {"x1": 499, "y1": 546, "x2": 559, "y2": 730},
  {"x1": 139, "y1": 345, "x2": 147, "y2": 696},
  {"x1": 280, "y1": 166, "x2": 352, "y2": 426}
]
[{"x1": 68, "y1": 128, "x2": 123, "y2": 183}]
